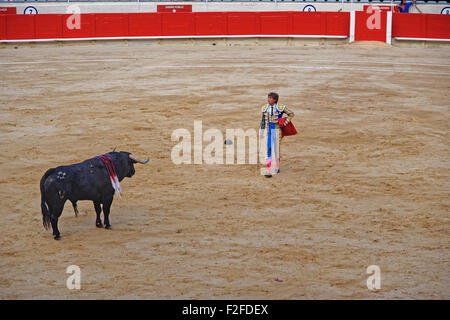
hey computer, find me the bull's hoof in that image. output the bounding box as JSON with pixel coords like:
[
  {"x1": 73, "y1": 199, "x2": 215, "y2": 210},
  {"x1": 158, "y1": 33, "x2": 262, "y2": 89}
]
[
  {"x1": 96, "y1": 222, "x2": 103, "y2": 228},
  {"x1": 105, "y1": 225, "x2": 111, "y2": 230},
  {"x1": 54, "y1": 235, "x2": 61, "y2": 240}
]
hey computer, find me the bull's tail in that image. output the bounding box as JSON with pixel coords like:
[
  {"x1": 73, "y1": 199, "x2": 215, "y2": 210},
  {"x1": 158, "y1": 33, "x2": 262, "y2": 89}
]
[{"x1": 40, "y1": 168, "x2": 55, "y2": 230}]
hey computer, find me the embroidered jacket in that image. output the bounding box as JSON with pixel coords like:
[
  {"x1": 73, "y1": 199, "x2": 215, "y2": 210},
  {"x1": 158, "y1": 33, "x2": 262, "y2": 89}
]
[{"x1": 260, "y1": 103, "x2": 295, "y2": 130}]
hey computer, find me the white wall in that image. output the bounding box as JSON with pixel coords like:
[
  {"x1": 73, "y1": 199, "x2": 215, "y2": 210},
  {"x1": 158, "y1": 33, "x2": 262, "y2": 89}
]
[{"x1": 1, "y1": 2, "x2": 448, "y2": 15}]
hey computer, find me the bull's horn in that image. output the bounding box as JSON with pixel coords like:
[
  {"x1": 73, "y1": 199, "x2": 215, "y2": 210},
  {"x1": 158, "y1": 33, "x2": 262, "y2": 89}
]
[
  {"x1": 129, "y1": 154, "x2": 149, "y2": 164},
  {"x1": 112, "y1": 147, "x2": 117, "y2": 152}
]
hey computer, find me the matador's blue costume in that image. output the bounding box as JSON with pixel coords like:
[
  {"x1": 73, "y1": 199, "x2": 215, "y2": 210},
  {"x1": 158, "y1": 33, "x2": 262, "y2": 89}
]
[{"x1": 260, "y1": 103, "x2": 294, "y2": 176}]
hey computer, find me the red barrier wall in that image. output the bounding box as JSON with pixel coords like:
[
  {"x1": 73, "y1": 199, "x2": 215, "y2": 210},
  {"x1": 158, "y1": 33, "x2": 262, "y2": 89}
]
[
  {"x1": 0, "y1": 11, "x2": 350, "y2": 40},
  {"x1": 95, "y1": 13, "x2": 129, "y2": 37},
  {"x1": 162, "y1": 12, "x2": 195, "y2": 36},
  {"x1": 0, "y1": 11, "x2": 448, "y2": 41},
  {"x1": 5, "y1": 14, "x2": 35, "y2": 39},
  {"x1": 427, "y1": 14, "x2": 450, "y2": 39},
  {"x1": 35, "y1": 14, "x2": 63, "y2": 39},
  {"x1": 129, "y1": 13, "x2": 161, "y2": 37},
  {"x1": 0, "y1": 15, "x2": 6, "y2": 40},
  {"x1": 259, "y1": 12, "x2": 292, "y2": 35},
  {"x1": 392, "y1": 13, "x2": 426, "y2": 38},
  {"x1": 293, "y1": 12, "x2": 323, "y2": 35},
  {"x1": 392, "y1": 13, "x2": 450, "y2": 39},
  {"x1": 227, "y1": 12, "x2": 260, "y2": 35},
  {"x1": 327, "y1": 12, "x2": 350, "y2": 36},
  {"x1": 195, "y1": 12, "x2": 227, "y2": 36}
]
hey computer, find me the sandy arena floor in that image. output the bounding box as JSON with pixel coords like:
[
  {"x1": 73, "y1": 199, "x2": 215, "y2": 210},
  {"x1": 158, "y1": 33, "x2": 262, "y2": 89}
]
[{"x1": 0, "y1": 42, "x2": 449, "y2": 299}]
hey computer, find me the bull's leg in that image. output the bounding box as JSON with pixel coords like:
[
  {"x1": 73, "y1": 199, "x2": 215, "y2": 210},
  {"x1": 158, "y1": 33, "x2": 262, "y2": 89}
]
[
  {"x1": 49, "y1": 204, "x2": 64, "y2": 240},
  {"x1": 94, "y1": 201, "x2": 103, "y2": 228},
  {"x1": 102, "y1": 195, "x2": 114, "y2": 230},
  {"x1": 71, "y1": 200, "x2": 79, "y2": 217},
  {"x1": 51, "y1": 216, "x2": 61, "y2": 240}
]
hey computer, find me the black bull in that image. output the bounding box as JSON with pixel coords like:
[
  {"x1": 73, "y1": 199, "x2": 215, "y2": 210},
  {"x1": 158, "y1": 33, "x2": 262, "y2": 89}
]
[{"x1": 40, "y1": 151, "x2": 149, "y2": 240}]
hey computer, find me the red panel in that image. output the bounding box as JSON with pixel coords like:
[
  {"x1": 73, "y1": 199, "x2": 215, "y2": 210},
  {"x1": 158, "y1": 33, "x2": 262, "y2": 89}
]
[
  {"x1": 6, "y1": 14, "x2": 35, "y2": 40},
  {"x1": 260, "y1": 12, "x2": 292, "y2": 35},
  {"x1": 161, "y1": 12, "x2": 195, "y2": 36},
  {"x1": 363, "y1": 5, "x2": 393, "y2": 12},
  {"x1": 355, "y1": 11, "x2": 387, "y2": 42},
  {"x1": 0, "y1": 7, "x2": 16, "y2": 14},
  {"x1": 157, "y1": 5, "x2": 192, "y2": 13},
  {"x1": 128, "y1": 13, "x2": 161, "y2": 37},
  {"x1": 195, "y1": 12, "x2": 227, "y2": 36},
  {"x1": 426, "y1": 14, "x2": 450, "y2": 39},
  {"x1": 292, "y1": 12, "x2": 324, "y2": 35},
  {"x1": 35, "y1": 14, "x2": 63, "y2": 39},
  {"x1": 227, "y1": 12, "x2": 260, "y2": 35},
  {"x1": 95, "y1": 13, "x2": 129, "y2": 37},
  {"x1": 62, "y1": 13, "x2": 95, "y2": 38},
  {"x1": 0, "y1": 15, "x2": 6, "y2": 40},
  {"x1": 326, "y1": 12, "x2": 349, "y2": 36},
  {"x1": 392, "y1": 13, "x2": 426, "y2": 38}
]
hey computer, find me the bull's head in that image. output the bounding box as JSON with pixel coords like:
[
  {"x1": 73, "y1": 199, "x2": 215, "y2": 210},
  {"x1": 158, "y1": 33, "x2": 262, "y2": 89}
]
[
  {"x1": 128, "y1": 153, "x2": 149, "y2": 178},
  {"x1": 111, "y1": 151, "x2": 149, "y2": 179}
]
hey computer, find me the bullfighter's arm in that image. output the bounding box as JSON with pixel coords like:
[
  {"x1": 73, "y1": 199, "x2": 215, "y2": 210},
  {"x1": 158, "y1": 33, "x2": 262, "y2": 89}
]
[{"x1": 281, "y1": 105, "x2": 295, "y2": 125}]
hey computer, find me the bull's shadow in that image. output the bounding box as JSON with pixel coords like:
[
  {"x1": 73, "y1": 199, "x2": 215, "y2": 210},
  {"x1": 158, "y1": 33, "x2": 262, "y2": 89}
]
[{"x1": 40, "y1": 149, "x2": 149, "y2": 240}]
